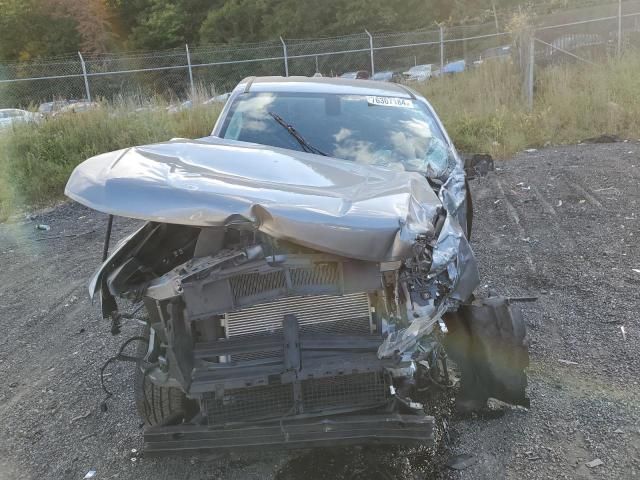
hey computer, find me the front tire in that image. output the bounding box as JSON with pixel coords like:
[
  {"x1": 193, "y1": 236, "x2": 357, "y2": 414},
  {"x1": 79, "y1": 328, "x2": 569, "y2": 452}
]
[{"x1": 134, "y1": 326, "x2": 196, "y2": 426}]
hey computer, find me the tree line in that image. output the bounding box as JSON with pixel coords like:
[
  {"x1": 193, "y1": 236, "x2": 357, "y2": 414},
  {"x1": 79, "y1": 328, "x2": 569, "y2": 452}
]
[{"x1": 0, "y1": 0, "x2": 597, "y2": 62}]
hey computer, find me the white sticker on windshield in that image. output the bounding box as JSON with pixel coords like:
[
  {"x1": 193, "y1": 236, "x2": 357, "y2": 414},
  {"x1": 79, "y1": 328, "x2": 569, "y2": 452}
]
[{"x1": 367, "y1": 96, "x2": 414, "y2": 108}]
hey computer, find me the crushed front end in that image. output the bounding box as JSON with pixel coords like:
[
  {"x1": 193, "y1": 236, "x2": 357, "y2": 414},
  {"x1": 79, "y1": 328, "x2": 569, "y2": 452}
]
[
  {"x1": 111, "y1": 227, "x2": 447, "y2": 454},
  {"x1": 65, "y1": 138, "x2": 528, "y2": 455}
]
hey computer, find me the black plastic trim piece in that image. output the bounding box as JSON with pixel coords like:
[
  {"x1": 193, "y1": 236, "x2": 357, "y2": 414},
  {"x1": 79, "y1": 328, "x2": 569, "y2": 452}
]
[{"x1": 144, "y1": 414, "x2": 434, "y2": 456}]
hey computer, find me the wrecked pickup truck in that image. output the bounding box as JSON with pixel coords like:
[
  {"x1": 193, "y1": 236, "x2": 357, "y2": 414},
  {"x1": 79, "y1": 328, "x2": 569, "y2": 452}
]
[{"x1": 65, "y1": 77, "x2": 529, "y2": 455}]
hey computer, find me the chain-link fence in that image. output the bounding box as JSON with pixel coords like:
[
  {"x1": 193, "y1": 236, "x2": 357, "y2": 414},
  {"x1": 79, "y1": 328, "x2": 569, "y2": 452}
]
[
  {"x1": 516, "y1": 3, "x2": 640, "y2": 107},
  {"x1": 1, "y1": 1, "x2": 639, "y2": 109}
]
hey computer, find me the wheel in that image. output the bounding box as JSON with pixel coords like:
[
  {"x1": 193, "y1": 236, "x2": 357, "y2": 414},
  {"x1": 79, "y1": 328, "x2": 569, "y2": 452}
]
[
  {"x1": 134, "y1": 325, "x2": 196, "y2": 426},
  {"x1": 444, "y1": 297, "x2": 529, "y2": 412}
]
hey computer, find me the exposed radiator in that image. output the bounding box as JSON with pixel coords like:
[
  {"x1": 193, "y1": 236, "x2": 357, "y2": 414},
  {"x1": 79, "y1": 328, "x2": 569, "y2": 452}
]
[{"x1": 224, "y1": 292, "x2": 372, "y2": 337}]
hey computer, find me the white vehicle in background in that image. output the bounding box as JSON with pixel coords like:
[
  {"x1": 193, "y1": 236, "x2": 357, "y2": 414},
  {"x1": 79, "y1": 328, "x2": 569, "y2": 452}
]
[
  {"x1": 340, "y1": 70, "x2": 370, "y2": 80},
  {"x1": 402, "y1": 64, "x2": 434, "y2": 82},
  {"x1": 203, "y1": 93, "x2": 232, "y2": 105},
  {"x1": 54, "y1": 101, "x2": 100, "y2": 116},
  {"x1": 167, "y1": 100, "x2": 193, "y2": 113},
  {"x1": 473, "y1": 45, "x2": 513, "y2": 67},
  {"x1": 370, "y1": 71, "x2": 402, "y2": 83},
  {"x1": 169, "y1": 93, "x2": 234, "y2": 111},
  {"x1": 38, "y1": 100, "x2": 73, "y2": 116},
  {"x1": 0, "y1": 109, "x2": 39, "y2": 129}
]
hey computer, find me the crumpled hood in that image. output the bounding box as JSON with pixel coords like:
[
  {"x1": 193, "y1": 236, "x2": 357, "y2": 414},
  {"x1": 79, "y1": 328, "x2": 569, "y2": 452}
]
[{"x1": 65, "y1": 137, "x2": 442, "y2": 262}]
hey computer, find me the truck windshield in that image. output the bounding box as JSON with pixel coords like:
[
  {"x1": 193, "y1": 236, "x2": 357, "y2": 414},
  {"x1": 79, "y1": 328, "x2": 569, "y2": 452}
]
[{"x1": 218, "y1": 92, "x2": 450, "y2": 173}]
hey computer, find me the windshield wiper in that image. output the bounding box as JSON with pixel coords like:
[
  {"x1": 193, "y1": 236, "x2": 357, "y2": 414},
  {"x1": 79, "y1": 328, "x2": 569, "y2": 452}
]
[{"x1": 268, "y1": 111, "x2": 328, "y2": 156}]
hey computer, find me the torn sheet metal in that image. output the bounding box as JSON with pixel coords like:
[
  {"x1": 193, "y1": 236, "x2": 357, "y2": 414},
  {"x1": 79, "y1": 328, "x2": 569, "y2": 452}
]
[
  {"x1": 431, "y1": 214, "x2": 479, "y2": 302},
  {"x1": 377, "y1": 161, "x2": 479, "y2": 358},
  {"x1": 376, "y1": 216, "x2": 478, "y2": 358},
  {"x1": 434, "y1": 161, "x2": 479, "y2": 302},
  {"x1": 378, "y1": 302, "x2": 446, "y2": 358},
  {"x1": 65, "y1": 137, "x2": 441, "y2": 263}
]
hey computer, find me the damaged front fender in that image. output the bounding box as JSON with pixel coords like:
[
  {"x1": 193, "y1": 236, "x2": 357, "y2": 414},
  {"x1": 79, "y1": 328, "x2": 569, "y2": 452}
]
[{"x1": 88, "y1": 222, "x2": 158, "y2": 301}]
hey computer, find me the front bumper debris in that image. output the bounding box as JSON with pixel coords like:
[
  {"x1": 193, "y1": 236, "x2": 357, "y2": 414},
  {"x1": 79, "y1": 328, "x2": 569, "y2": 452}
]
[{"x1": 143, "y1": 414, "x2": 435, "y2": 456}]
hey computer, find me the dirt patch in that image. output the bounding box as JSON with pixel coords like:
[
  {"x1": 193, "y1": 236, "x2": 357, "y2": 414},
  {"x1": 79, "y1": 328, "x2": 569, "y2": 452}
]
[{"x1": 0, "y1": 143, "x2": 638, "y2": 479}]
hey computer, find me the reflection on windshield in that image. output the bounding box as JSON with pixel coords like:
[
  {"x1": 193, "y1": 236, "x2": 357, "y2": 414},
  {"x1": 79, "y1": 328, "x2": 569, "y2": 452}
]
[{"x1": 220, "y1": 92, "x2": 453, "y2": 178}]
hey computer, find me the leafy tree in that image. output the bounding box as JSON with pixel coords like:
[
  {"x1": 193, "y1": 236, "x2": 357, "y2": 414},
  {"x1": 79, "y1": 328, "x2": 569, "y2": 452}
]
[
  {"x1": 0, "y1": 0, "x2": 81, "y2": 61},
  {"x1": 0, "y1": 0, "x2": 597, "y2": 62},
  {"x1": 48, "y1": 0, "x2": 115, "y2": 53},
  {"x1": 108, "y1": 0, "x2": 219, "y2": 48},
  {"x1": 199, "y1": 0, "x2": 463, "y2": 44},
  {"x1": 129, "y1": 0, "x2": 189, "y2": 49},
  {"x1": 199, "y1": 0, "x2": 269, "y2": 44},
  {"x1": 105, "y1": 0, "x2": 152, "y2": 38}
]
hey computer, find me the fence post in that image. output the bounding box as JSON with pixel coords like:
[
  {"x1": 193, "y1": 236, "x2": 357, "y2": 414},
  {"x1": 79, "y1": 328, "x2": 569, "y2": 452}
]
[
  {"x1": 365, "y1": 30, "x2": 375, "y2": 75},
  {"x1": 492, "y1": 1, "x2": 500, "y2": 34},
  {"x1": 185, "y1": 44, "x2": 195, "y2": 99},
  {"x1": 526, "y1": 32, "x2": 535, "y2": 111},
  {"x1": 280, "y1": 37, "x2": 289, "y2": 77},
  {"x1": 77, "y1": 52, "x2": 91, "y2": 102},
  {"x1": 439, "y1": 26, "x2": 445, "y2": 72},
  {"x1": 618, "y1": 0, "x2": 623, "y2": 56}
]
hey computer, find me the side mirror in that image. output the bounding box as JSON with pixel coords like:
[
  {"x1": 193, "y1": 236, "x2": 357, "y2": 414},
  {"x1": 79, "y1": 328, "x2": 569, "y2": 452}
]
[{"x1": 463, "y1": 153, "x2": 494, "y2": 180}]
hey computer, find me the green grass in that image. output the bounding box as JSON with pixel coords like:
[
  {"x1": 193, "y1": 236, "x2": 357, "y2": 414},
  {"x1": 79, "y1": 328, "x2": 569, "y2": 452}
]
[
  {"x1": 416, "y1": 52, "x2": 640, "y2": 157},
  {"x1": 3, "y1": 53, "x2": 640, "y2": 220},
  {"x1": 0, "y1": 101, "x2": 221, "y2": 220}
]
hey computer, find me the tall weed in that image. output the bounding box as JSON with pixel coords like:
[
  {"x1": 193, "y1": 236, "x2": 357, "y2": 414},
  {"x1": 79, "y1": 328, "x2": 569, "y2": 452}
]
[
  {"x1": 417, "y1": 53, "x2": 640, "y2": 156},
  {"x1": 0, "y1": 101, "x2": 221, "y2": 218}
]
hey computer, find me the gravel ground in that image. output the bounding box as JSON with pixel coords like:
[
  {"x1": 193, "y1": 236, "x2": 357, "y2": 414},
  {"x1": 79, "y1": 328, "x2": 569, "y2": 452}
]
[{"x1": 0, "y1": 143, "x2": 638, "y2": 480}]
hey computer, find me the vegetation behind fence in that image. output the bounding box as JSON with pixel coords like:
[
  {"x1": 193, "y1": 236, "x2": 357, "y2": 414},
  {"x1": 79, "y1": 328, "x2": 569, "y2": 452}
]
[
  {"x1": 2, "y1": 1, "x2": 640, "y2": 108},
  {"x1": 3, "y1": 53, "x2": 640, "y2": 220}
]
